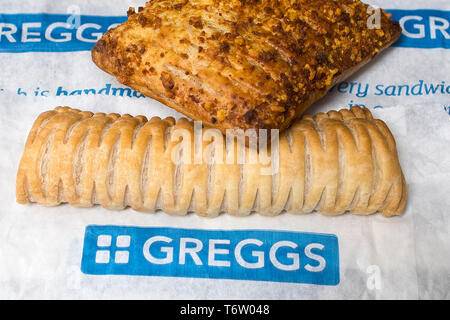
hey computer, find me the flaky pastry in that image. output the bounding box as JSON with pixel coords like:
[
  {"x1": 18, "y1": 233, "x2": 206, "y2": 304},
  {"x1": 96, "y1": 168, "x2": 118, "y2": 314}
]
[
  {"x1": 92, "y1": 0, "x2": 402, "y2": 133},
  {"x1": 16, "y1": 106, "x2": 406, "y2": 217}
]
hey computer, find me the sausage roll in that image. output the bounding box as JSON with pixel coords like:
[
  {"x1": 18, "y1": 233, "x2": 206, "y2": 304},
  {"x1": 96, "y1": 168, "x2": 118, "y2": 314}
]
[{"x1": 16, "y1": 106, "x2": 407, "y2": 217}]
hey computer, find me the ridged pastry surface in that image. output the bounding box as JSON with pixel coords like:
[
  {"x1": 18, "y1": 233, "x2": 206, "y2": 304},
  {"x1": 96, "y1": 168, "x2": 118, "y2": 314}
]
[
  {"x1": 16, "y1": 106, "x2": 407, "y2": 217},
  {"x1": 92, "y1": 0, "x2": 402, "y2": 132}
]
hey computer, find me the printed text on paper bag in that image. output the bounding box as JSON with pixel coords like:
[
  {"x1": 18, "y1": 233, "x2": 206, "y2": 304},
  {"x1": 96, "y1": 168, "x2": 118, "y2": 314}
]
[
  {"x1": 0, "y1": 10, "x2": 449, "y2": 52},
  {"x1": 81, "y1": 226, "x2": 340, "y2": 285}
]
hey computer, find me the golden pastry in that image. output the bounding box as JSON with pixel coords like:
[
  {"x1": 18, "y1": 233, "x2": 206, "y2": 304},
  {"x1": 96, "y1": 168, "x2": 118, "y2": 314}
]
[
  {"x1": 92, "y1": 0, "x2": 401, "y2": 133},
  {"x1": 16, "y1": 106, "x2": 407, "y2": 217}
]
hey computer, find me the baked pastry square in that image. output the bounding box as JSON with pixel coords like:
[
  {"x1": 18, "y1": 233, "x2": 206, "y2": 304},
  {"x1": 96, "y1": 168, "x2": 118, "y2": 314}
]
[{"x1": 92, "y1": 0, "x2": 402, "y2": 133}]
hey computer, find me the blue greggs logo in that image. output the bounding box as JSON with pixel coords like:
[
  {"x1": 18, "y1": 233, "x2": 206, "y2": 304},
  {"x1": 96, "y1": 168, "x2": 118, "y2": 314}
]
[
  {"x1": 0, "y1": 13, "x2": 126, "y2": 52},
  {"x1": 388, "y1": 9, "x2": 450, "y2": 48},
  {"x1": 0, "y1": 10, "x2": 449, "y2": 52},
  {"x1": 81, "y1": 226, "x2": 340, "y2": 285}
]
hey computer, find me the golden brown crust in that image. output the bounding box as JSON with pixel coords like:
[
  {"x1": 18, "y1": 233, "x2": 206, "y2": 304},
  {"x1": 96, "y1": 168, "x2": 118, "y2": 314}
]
[
  {"x1": 16, "y1": 106, "x2": 407, "y2": 217},
  {"x1": 92, "y1": 0, "x2": 402, "y2": 133}
]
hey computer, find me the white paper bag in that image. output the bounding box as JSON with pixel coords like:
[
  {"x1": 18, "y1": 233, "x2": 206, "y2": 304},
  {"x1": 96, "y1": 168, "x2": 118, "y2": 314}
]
[{"x1": 0, "y1": 0, "x2": 448, "y2": 299}]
